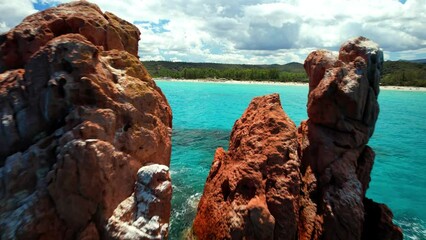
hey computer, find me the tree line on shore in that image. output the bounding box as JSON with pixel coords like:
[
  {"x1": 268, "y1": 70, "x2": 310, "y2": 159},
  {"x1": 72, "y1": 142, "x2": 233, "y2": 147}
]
[
  {"x1": 381, "y1": 61, "x2": 426, "y2": 87},
  {"x1": 142, "y1": 60, "x2": 426, "y2": 87},
  {"x1": 149, "y1": 67, "x2": 307, "y2": 82}
]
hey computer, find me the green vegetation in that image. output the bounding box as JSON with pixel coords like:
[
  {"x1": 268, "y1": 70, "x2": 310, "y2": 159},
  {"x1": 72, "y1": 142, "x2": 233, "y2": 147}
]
[
  {"x1": 142, "y1": 60, "x2": 426, "y2": 87},
  {"x1": 381, "y1": 61, "x2": 426, "y2": 87},
  {"x1": 142, "y1": 61, "x2": 307, "y2": 82}
]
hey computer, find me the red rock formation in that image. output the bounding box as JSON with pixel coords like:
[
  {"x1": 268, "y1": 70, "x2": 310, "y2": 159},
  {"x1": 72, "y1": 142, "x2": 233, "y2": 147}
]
[
  {"x1": 298, "y1": 36, "x2": 397, "y2": 240},
  {"x1": 193, "y1": 37, "x2": 402, "y2": 240},
  {"x1": 0, "y1": 2, "x2": 172, "y2": 239},
  {"x1": 0, "y1": 1, "x2": 140, "y2": 72},
  {"x1": 193, "y1": 94, "x2": 300, "y2": 240}
]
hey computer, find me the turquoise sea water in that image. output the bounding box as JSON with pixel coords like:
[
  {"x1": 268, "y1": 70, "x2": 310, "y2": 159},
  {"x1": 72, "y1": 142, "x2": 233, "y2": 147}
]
[{"x1": 155, "y1": 80, "x2": 426, "y2": 240}]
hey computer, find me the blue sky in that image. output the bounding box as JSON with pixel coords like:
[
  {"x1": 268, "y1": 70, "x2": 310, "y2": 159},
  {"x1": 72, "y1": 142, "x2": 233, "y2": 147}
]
[{"x1": 1, "y1": 0, "x2": 425, "y2": 64}]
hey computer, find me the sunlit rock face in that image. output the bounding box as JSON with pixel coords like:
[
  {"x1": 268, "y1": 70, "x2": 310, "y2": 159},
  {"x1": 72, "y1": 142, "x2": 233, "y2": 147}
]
[
  {"x1": 0, "y1": 2, "x2": 172, "y2": 239},
  {"x1": 0, "y1": 1, "x2": 140, "y2": 73},
  {"x1": 193, "y1": 93, "x2": 300, "y2": 240},
  {"x1": 193, "y1": 36, "x2": 402, "y2": 240}
]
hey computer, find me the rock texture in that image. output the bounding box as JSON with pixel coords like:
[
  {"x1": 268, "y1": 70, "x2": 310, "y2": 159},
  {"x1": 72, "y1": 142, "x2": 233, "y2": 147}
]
[
  {"x1": 193, "y1": 37, "x2": 402, "y2": 240},
  {"x1": 193, "y1": 94, "x2": 300, "y2": 239},
  {"x1": 0, "y1": 2, "x2": 172, "y2": 239},
  {"x1": 106, "y1": 164, "x2": 172, "y2": 239},
  {"x1": 0, "y1": 1, "x2": 140, "y2": 73}
]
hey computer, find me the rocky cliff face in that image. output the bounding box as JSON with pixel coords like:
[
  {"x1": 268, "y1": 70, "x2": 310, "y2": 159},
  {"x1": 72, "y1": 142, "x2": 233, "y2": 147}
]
[
  {"x1": 193, "y1": 37, "x2": 402, "y2": 240},
  {"x1": 0, "y1": 2, "x2": 172, "y2": 239}
]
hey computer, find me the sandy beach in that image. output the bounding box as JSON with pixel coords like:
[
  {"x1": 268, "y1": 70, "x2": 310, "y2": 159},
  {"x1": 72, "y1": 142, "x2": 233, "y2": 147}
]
[
  {"x1": 380, "y1": 85, "x2": 426, "y2": 91},
  {"x1": 155, "y1": 78, "x2": 308, "y2": 86},
  {"x1": 154, "y1": 78, "x2": 426, "y2": 91}
]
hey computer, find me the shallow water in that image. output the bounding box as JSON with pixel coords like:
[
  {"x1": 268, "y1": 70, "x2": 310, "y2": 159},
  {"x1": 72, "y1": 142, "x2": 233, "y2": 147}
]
[{"x1": 156, "y1": 80, "x2": 426, "y2": 240}]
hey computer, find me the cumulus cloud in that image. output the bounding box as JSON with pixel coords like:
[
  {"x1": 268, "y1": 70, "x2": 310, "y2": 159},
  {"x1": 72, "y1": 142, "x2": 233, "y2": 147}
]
[
  {"x1": 235, "y1": 0, "x2": 426, "y2": 52},
  {"x1": 1, "y1": 0, "x2": 425, "y2": 63},
  {"x1": 0, "y1": 0, "x2": 36, "y2": 33}
]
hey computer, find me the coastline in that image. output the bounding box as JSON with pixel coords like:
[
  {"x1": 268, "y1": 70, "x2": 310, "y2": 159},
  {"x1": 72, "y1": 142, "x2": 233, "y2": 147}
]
[
  {"x1": 154, "y1": 78, "x2": 308, "y2": 86},
  {"x1": 380, "y1": 85, "x2": 426, "y2": 91},
  {"x1": 154, "y1": 78, "x2": 426, "y2": 91}
]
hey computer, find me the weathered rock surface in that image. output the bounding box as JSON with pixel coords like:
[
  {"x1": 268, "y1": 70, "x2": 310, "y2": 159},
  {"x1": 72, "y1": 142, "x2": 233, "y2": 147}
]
[
  {"x1": 0, "y1": 1, "x2": 140, "y2": 72},
  {"x1": 297, "y1": 36, "x2": 400, "y2": 240},
  {"x1": 193, "y1": 37, "x2": 402, "y2": 240},
  {"x1": 0, "y1": 2, "x2": 172, "y2": 239},
  {"x1": 106, "y1": 164, "x2": 172, "y2": 239},
  {"x1": 193, "y1": 94, "x2": 300, "y2": 239}
]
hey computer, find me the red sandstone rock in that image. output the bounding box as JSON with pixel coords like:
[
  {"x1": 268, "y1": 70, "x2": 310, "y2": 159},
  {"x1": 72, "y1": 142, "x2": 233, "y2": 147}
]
[
  {"x1": 0, "y1": 2, "x2": 171, "y2": 239},
  {"x1": 193, "y1": 94, "x2": 300, "y2": 240},
  {"x1": 303, "y1": 50, "x2": 340, "y2": 92},
  {"x1": 299, "y1": 37, "x2": 399, "y2": 240},
  {"x1": 0, "y1": 1, "x2": 140, "y2": 72},
  {"x1": 193, "y1": 37, "x2": 402, "y2": 240}
]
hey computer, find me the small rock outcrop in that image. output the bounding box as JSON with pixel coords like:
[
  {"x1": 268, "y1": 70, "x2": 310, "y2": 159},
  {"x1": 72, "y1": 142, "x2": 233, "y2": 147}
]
[
  {"x1": 193, "y1": 37, "x2": 402, "y2": 240},
  {"x1": 0, "y1": 2, "x2": 172, "y2": 239}
]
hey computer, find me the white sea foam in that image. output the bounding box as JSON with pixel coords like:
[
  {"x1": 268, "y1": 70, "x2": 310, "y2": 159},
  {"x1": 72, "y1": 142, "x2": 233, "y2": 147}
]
[{"x1": 395, "y1": 216, "x2": 426, "y2": 240}]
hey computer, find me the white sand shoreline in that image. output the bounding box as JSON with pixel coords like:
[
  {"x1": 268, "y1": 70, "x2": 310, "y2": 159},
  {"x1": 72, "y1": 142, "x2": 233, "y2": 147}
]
[
  {"x1": 154, "y1": 78, "x2": 426, "y2": 92},
  {"x1": 154, "y1": 78, "x2": 308, "y2": 86},
  {"x1": 380, "y1": 86, "x2": 426, "y2": 91}
]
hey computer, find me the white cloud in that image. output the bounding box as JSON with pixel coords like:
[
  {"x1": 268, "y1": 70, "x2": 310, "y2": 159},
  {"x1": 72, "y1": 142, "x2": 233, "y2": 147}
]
[
  {"x1": 1, "y1": 0, "x2": 425, "y2": 63},
  {"x1": 388, "y1": 48, "x2": 426, "y2": 60},
  {"x1": 0, "y1": 0, "x2": 36, "y2": 33}
]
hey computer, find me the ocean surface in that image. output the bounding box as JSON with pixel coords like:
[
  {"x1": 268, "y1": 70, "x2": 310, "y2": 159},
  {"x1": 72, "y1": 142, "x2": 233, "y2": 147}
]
[{"x1": 155, "y1": 80, "x2": 426, "y2": 240}]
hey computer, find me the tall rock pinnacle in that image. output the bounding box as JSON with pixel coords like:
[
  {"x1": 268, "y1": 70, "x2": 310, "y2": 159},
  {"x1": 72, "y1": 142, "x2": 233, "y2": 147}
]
[{"x1": 192, "y1": 36, "x2": 402, "y2": 240}]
